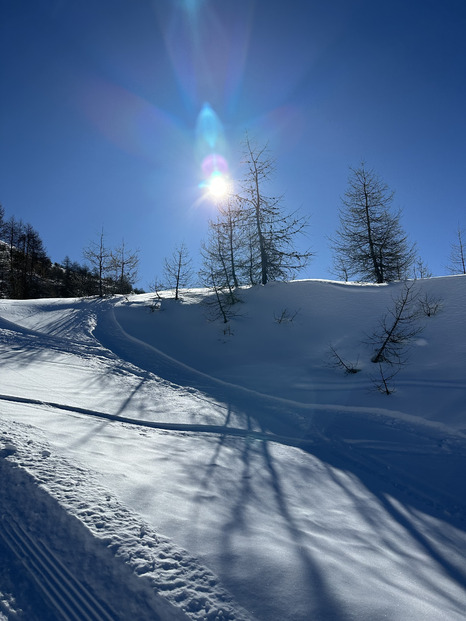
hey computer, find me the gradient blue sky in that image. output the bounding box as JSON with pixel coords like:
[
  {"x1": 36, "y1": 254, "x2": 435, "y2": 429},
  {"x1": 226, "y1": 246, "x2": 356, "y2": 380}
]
[{"x1": 1, "y1": 0, "x2": 465, "y2": 289}]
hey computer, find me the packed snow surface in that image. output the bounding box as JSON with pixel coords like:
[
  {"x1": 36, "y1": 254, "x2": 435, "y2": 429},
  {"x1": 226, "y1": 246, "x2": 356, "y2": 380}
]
[{"x1": 1, "y1": 276, "x2": 466, "y2": 620}]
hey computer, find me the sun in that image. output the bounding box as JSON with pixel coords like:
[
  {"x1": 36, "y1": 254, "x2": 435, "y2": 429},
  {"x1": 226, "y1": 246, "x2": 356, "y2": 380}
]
[{"x1": 208, "y1": 174, "x2": 229, "y2": 199}]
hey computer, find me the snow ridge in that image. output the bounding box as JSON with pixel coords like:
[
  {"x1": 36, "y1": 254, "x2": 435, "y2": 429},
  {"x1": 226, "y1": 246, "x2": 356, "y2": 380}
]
[{"x1": 0, "y1": 422, "x2": 254, "y2": 621}]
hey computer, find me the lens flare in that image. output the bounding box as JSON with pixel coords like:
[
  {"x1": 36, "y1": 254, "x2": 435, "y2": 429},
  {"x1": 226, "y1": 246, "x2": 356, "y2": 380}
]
[
  {"x1": 208, "y1": 172, "x2": 229, "y2": 198},
  {"x1": 197, "y1": 103, "x2": 222, "y2": 149},
  {"x1": 196, "y1": 103, "x2": 231, "y2": 199},
  {"x1": 201, "y1": 153, "x2": 228, "y2": 178}
]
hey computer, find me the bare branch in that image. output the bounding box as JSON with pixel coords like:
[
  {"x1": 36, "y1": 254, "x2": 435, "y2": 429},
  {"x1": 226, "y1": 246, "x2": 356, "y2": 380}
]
[
  {"x1": 368, "y1": 281, "x2": 423, "y2": 365},
  {"x1": 328, "y1": 345, "x2": 361, "y2": 374}
]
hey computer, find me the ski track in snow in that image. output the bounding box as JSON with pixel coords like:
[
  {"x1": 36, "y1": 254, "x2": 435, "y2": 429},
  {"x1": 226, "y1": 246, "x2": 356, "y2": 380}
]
[
  {"x1": 1, "y1": 391, "x2": 465, "y2": 523},
  {"x1": 0, "y1": 298, "x2": 256, "y2": 620},
  {"x1": 101, "y1": 297, "x2": 466, "y2": 521},
  {"x1": 1, "y1": 279, "x2": 466, "y2": 620},
  {"x1": 0, "y1": 424, "x2": 253, "y2": 621}
]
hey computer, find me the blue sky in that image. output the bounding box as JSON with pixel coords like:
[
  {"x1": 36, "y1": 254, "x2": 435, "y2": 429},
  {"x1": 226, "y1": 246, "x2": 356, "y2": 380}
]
[{"x1": 1, "y1": 0, "x2": 465, "y2": 289}]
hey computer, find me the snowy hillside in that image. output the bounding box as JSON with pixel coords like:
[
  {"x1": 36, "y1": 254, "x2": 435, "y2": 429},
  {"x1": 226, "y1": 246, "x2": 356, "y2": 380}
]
[{"x1": 1, "y1": 276, "x2": 466, "y2": 620}]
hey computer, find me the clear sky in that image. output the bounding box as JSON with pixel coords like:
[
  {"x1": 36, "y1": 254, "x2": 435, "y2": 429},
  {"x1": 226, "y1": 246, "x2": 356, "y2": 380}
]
[{"x1": 1, "y1": 0, "x2": 465, "y2": 289}]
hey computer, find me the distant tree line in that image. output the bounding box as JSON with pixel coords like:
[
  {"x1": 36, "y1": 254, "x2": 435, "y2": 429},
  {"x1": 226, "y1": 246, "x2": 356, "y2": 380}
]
[
  {"x1": 0, "y1": 204, "x2": 141, "y2": 299},
  {"x1": 0, "y1": 206, "x2": 51, "y2": 298},
  {"x1": 1, "y1": 137, "x2": 464, "y2": 302}
]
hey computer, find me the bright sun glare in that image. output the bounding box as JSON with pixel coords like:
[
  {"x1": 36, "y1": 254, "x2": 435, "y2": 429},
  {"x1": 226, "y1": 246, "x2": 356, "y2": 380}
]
[{"x1": 208, "y1": 174, "x2": 229, "y2": 199}]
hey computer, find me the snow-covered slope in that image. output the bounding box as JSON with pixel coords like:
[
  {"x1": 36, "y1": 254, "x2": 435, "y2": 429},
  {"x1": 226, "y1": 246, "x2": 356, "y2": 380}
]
[{"x1": 1, "y1": 276, "x2": 465, "y2": 620}]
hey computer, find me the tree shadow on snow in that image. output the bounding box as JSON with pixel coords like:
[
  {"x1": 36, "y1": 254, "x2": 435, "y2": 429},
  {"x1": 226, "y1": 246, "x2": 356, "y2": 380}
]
[{"x1": 3, "y1": 300, "x2": 466, "y2": 620}]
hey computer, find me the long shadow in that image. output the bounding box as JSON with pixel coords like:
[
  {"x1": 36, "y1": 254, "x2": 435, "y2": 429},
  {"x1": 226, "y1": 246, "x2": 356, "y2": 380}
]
[
  {"x1": 3, "y1": 298, "x2": 466, "y2": 618},
  {"x1": 94, "y1": 301, "x2": 466, "y2": 519},
  {"x1": 0, "y1": 299, "x2": 157, "y2": 452},
  {"x1": 258, "y1": 439, "x2": 349, "y2": 621},
  {"x1": 306, "y1": 437, "x2": 466, "y2": 589},
  {"x1": 94, "y1": 301, "x2": 466, "y2": 612}
]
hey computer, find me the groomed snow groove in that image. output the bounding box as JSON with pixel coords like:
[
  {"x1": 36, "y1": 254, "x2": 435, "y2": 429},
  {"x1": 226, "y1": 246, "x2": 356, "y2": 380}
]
[
  {"x1": 0, "y1": 392, "x2": 319, "y2": 449},
  {"x1": 0, "y1": 511, "x2": 116, "y2": 621},
  {"x1": 0, "y1": 425, "x2": 254, "y2": 621}
]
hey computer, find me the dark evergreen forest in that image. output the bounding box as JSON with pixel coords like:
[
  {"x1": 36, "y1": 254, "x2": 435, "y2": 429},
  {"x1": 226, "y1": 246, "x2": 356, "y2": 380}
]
[{"x1": 0, "y1": 204, "x2": 142, "y2": 299}]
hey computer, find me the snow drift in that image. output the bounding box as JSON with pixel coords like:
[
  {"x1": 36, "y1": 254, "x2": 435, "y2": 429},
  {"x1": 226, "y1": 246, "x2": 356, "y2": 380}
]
[{"x1": 1, "y1": 276, "x2": 465, "y2": 620}]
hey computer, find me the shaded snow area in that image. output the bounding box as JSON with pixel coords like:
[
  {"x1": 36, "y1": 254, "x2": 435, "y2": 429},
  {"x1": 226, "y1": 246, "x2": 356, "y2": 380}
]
[
  {"x1": 0, "y1": 424, "x2": 249, "y2": 621},
  {"x1": 1, "y1": 276, "x2": 466, "y2": 620}
]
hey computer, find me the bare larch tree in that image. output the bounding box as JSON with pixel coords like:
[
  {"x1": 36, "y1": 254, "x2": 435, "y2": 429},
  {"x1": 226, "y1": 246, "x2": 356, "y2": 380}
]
[{"x1": 331, "y1": 163, "x2": 415, "y2": 283}]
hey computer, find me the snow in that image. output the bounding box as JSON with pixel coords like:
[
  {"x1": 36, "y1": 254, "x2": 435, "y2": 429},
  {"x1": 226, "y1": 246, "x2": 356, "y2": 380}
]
[{"x1": 1, "y1": 276, "x2": 466, "y2": 620}]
